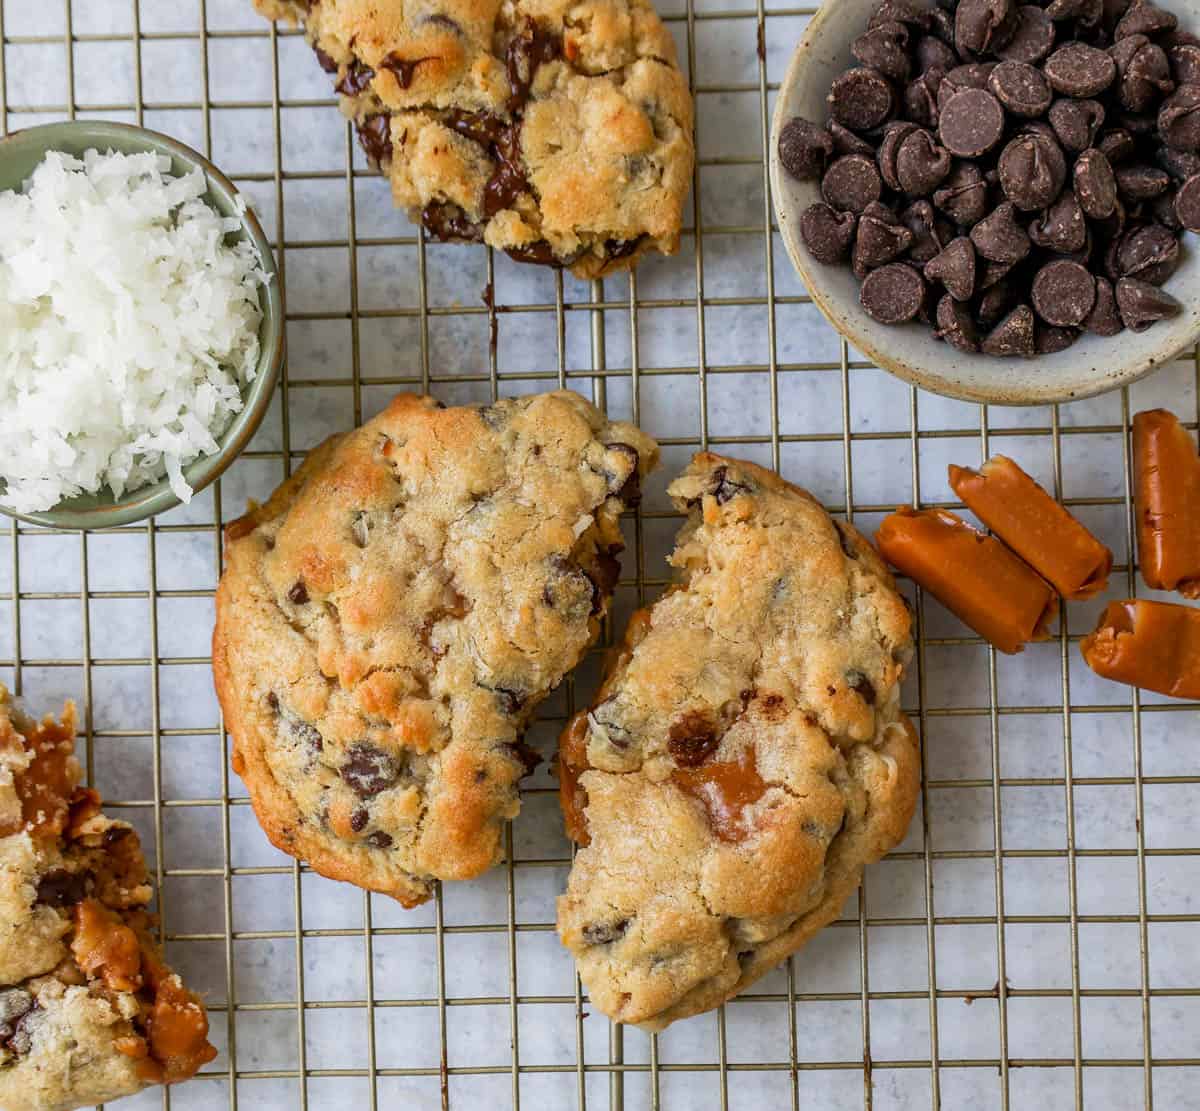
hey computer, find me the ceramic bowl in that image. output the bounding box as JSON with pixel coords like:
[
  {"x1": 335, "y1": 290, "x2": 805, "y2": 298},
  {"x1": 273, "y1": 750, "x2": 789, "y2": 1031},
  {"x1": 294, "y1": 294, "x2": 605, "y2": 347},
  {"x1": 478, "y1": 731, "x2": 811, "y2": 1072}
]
[
  {"x1": 769, "y1": 0, "x2": 1200, "y2": 405},
  {"x1": 0, "y1": 120, "x2": 284, "y2": 529}
]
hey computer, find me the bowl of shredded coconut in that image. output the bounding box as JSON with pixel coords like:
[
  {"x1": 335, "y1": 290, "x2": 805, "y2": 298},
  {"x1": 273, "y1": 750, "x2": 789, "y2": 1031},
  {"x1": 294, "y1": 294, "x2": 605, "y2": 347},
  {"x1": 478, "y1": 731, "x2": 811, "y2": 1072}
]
[{"x1": 0, "y1": 121, "x2": 283, "y2": 529}]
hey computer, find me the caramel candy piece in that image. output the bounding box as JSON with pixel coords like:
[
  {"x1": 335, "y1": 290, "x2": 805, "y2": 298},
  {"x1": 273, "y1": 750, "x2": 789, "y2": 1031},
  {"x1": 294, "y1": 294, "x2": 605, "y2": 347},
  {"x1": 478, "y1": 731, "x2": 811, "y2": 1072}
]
[
  {"x1": 1133, "y1": 408, "x2": 1200, "y2": 597},
  {"x1": 875, "y1": 506, "x2": 1058, "y2": 654},
  {"x1": 948, "y1": 456, "x2": 1112, "y2": 599},
  {"x1": 1081, "y1": 600, "x2": 1200, "y2": 700}
]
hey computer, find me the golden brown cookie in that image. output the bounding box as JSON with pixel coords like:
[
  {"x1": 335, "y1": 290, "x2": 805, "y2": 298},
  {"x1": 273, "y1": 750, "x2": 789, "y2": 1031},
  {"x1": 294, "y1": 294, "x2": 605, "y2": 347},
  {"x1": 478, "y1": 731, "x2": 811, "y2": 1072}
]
[
  {"x1": 214, "y1": 391, "x2": 658, "y2": 905},
  {"x1": 557, "y1": 454, "x2": 920, "y2": 1029},
  {"x1": 0, "y1": 689, "x2": 216, "y2": 1111},
  {"x1": 252, "y1": 0, "x2": 694, "y2": 277}
]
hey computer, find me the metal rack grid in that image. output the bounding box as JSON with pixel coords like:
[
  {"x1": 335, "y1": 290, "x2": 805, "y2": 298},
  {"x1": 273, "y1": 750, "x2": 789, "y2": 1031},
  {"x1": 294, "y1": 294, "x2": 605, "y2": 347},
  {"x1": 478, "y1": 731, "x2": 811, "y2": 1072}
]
[{"x1": 1, "y1": 0, "x2": 1199, "y2": 1108}]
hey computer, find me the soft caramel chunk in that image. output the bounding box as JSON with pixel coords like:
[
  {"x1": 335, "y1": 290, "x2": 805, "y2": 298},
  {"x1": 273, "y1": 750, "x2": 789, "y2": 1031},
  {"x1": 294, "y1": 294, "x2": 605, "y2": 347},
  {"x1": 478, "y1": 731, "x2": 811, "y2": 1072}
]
[
  {"x1": 145, "y1": 974, "x2": 218, "y2": 1084},
  {"x1": 0, "y1": 703, "x2": 79, "y2": 839},
  {"x1": 557, "y1": 711, "x2": 592, "y2": 846},
  {"x1": 671, "y1": 746, "x2": 767, "y2": 842},
  {"x1": 1133, "y1": 409, "x2": 1200, "y2": 598},
  {"x1": 71, "y1": 899, "x2": 143, "y2": 993}
]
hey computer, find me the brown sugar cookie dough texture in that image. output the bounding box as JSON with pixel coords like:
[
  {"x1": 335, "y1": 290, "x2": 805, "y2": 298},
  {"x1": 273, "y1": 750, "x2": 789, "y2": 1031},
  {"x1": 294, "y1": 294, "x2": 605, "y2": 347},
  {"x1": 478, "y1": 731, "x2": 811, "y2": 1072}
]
[
  {"x1": 251, "y1": 0, "x2": 694, "y2": 278},
  {"x1": 0, "y1": 689, "x2": 216, "y2": 1111},
  {"x1": 213, "y1": 391, "x2": 659, "y2": 907},
  {"x1": 556, "y1": 455, "x2": 920, "y2": 1029}
]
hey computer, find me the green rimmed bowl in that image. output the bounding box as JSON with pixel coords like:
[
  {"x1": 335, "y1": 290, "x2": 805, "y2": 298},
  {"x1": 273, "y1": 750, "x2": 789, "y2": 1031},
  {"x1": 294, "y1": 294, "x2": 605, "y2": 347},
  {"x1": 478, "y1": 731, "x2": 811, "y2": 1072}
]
[{"x1": 0, "y1": 120, "x2": 284, "y2": 530}]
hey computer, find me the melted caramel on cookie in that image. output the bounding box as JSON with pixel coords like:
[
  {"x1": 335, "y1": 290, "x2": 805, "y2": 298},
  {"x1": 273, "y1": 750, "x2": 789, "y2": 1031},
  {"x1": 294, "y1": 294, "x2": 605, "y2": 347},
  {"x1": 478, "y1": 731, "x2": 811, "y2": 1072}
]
[
  {"x1": 0, "y1": 704, "x2": 78, "y2": 839},
  {"x1": 558, "y1": 711, "x2": 593, "y2": 846},
  {"x1": 671, "y1": 746, "x2": 767, "y2": 842}
]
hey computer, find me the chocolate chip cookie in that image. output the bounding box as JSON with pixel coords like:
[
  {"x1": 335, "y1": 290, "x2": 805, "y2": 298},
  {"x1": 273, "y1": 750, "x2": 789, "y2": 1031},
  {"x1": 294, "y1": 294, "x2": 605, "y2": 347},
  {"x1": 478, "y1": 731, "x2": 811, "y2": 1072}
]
[
  {"x1": 252, "y1": 0, "x2": 694, "y2": 278},
  {"x1": 0, "y1": 688, "x2": 216, "y2": 1111},
  {"x1": 556, "y1": 455, "x2": 919, "y2": 1029},
  {"x1": 214, "y1": 391, "x2": 658, "y2": 906}
]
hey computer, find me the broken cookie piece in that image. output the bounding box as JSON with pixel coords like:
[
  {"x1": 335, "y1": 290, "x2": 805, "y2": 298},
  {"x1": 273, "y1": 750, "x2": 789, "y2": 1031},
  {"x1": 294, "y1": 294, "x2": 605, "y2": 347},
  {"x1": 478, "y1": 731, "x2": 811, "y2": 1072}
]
[
  {"x1": 556, "y1": 454, "x2": 919, "y2": 1029},
  {"x1": 0, "y1": 688, "x2": 216, "y2": 1111},
  {"x1": 251, "y1": 0, "x2": 694, "y2": 278},
  {"x1": 214, "y1": 391, "x2": 659, "y2": 907}
]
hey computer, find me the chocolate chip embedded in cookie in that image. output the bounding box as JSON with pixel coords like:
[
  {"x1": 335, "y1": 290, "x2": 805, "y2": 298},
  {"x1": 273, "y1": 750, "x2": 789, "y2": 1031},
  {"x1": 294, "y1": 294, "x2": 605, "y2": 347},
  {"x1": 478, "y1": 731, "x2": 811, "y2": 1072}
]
[
  {"x1": 214, "y1": 391, "x2": 659, "y2": 906},
  {"x1": 250, "y1": 0, "x2": 693, "y2": 279},
  {"x1": 0, "y1": 688, "x2": 216, "y2": 1111},
  {"x1": 556, "y1": 454, "x2": 919, "y2": 1030}
]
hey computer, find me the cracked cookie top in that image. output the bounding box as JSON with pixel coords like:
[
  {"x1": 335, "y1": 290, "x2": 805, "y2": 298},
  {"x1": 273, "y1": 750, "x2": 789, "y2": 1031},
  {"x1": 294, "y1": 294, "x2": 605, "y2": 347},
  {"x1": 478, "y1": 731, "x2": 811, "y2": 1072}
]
[
  {"x1": 214, "y1": 391, "x2": 659, "y2": 906},
  {"x1": 556, "y1": 454, "x2": 920, "y2": 1029},
  {"x1": 253, "y1": 0, "x2": 694, "y2": 278},
  {"x1": 0, "y1": 688, "x2": 215, "y2": 1111}
]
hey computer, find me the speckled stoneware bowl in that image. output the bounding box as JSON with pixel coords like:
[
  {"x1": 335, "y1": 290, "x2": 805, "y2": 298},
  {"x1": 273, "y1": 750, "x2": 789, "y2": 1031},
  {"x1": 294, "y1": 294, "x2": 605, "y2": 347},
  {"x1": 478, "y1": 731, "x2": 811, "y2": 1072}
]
[
  {"x1": 769, "y1": 0, "x2": 1200, "y2": 406},
  {"x1": 0, "y1": 120, "x2": 283, "y2": 530}
]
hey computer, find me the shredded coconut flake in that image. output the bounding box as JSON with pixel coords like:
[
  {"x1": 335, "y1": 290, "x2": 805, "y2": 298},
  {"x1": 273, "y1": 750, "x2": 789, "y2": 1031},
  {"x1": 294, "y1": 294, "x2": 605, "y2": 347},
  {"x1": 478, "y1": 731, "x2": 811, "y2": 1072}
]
[{"x1": 0, "y1": 148, "x2": 271, "y2": 513}]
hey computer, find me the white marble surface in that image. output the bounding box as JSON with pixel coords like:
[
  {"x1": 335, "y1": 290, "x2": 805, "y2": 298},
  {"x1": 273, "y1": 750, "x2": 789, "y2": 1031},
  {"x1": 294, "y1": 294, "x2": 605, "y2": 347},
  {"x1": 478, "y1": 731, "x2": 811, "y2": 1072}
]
[{"x1": 3, "y1": 1, "x2": 1200, "y2": 1108}]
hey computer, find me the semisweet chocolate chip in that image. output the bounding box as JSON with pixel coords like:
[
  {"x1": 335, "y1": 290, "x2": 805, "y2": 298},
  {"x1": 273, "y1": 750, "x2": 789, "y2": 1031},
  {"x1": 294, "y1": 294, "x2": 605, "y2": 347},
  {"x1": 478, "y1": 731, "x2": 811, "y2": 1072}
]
[
  {"x1": 1115, "y1": 163, "x2": 1171, "y2": 198},
  {"x1": 925, "y1": 236, "x2": 978, "y2": 300},
  {"x1": 366, "y1": 831, "x2": 394, "y2": 849},
  {"x1": 341, "y1": 743, "x2": 401, "y2": 797},
  {"x1": 1159, "y1": 84, "x2": 1200, "y2": 150},
  {"x1": 506, "y1": 741, "x2": 542, "y2": 776},
  {"x1": 582, "y1": 919, "x2": 630, "y2": 945},
  {"x1": 4, "y1": 1005, "x2": 39, "y2": 1057},
  {"x1": 1098, "y1": 126, "x2": 1138, "y2": 161},
  {"x1": 1111, "y1": 35, "x2": 1174, "y2": 112},
  {"x1": 940, "y1": 62, "x2": 999, "y2": 106},
  {"x1": 871, "y1": 0, "x2": 933, "y2": 30},
  {"x1": 1114, "y1": 0, "x2": 1178, "y2": 39},
  {"x1": 935, "y1": 293, "x2": 981, "y2": 351},
  {"x1": 905, "y1": 68, "x2": 946, "y2": 127},
  {"x1": 828, "y1": 68, "x2": 897, "y2": 132},
  {"x1": 1152, "y1": 188, "x2": 1183, "y2": 229},
  {"x1": 1176, "y1": 172, "x2": 1200, "y2": 229},
  {"x1": 287, "y1": 580, "x2": 309, "y2": 605},
  {"x1": 939, "y1": 88, "x2": 1006, "y2": 157},
  {"x1": 822, "y1": 154, "x2": 884, "y2": 213},
  {"x1": 314, "y1": 46, "x2": 339, "y2": 74},
  {"x1": 990, "y1": 60, "x2": 1054, "y2": 116},
  {"x1": 35, "y1": 869, "x2": 87, "y2": 908},
  {"x1": 290, "y1": 719, "x2": 323, "y2": 757},
  {"x1": 350, "y1": 808, "x2": 369, "y2": 833},
  {"x1": 1156, "y1": 144, "x2": 1200, "y2": 180},
  {"x1": 934, "y1": 161, "x2": 990, "y2": 224},
  {"x1": 778, "y1": 117, "x2": 834, "y2": 181},
  {"x1": 1046, "y1": 0, "x2": 1103, "y2": 23},
  {"x1": 999, "y1": 5, "x2": 1057, "y2": 63},
  {"x1": 801, "y1": 203, "x2": 857, "y2": 264},
  {"x1": 1170, "y1": 42, "x2": 1200, "y2": 85},
  {"x1": 956, "y1": 0, "x2": 1019, "y2": 57},
  {"x1": 1074, "y1": 147, "x2": 1119, "y2": 216},
  {"x1": 422, "y1": 201, "x2": 484, "y2": 243},
  {"x1": 917, "y1": 34, "x2": 959, "y2": 74},
  {"x1": 1049, "y1": 98, "x2": 1107, "y2": 152},
  {"x1": 978, "y1": 276, "x2": 1019, "y2": 323},
  {"x1": 829, "y1": 121, "x2": 875, "y2": 157},
  {"x1": 878, "y1": 122, "x2": 920, "y2": 190},
  {"x1": 902, "y1": 199, "x2": 952, "y2": 262},
  {"x1": 1045, "y1": 42, "x2": 1118, "y2": 96},
  {"x1": 1115, "y1": 275, "x2": 1183, "y2": 329},
  {"x1": 1031, "y1": 189, "x2": 1089, "y2": 252},
  {"x1": 861, "y1": 262, "x2": 927, "y2": 323},
  {"x1": 1036, "y1": 324, "x2": 1082, "y2": 352},
  {"x1": 971, "y1": 201, "x2": 1032, "y2": 262},
  {"x1": 1116, "y1": 223, "x2": 1180, "y2": 283},
  {"x1": 896, "y1": 128, "x2": 953, "y2": 195},
  {"x1": 852, "y1": 22, "x2": 913, "y2": 82},
  {"x1": 982, "y1": 304, "x2": 1037, "y2": 356},
  {"x1": 853, "y1": 202, "x2": 915, "y2": 277},
  {"x1": 1032, "y1": 259, "x2": 1098, "y2": 324},
  {"x1": 668, "y1": 711, "x2": 721, "y2": 767},
  {"x1": 999, "y1": 132, "x2": 1068, "y2": 209}
]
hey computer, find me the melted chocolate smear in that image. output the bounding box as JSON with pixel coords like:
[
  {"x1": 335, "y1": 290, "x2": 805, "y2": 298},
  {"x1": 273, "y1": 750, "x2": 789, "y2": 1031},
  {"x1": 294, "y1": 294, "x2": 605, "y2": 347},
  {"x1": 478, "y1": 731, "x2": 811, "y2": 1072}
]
[
  {"x1": 583, "y1": 918, "x2": 630, "y2": 945},
  {"x1": 507, "y1": 740, "x2": 542, "y2": 776},
  {"x1": 710, "y1": 465, "x2": 753, "y2": 505},
  {"x1": 484, "y1": 123, "x2": 531, "y2": 219},
  {"x1": 336, "y1": 59, "x2": 375, "y2": 97},
  {"x1": 35, "y1": 869, "x2": 87, "y2": 908},
  {"x1": 505, "y1": 240, "x2": 561, "y2": 266},
  {"x1": 422, "y1": 202, "x2": 484, "y2": 242},
  {"x1": 341, "y1": 743, "x2": 401, "y2": 797},
  {"x1": 445, "y1": 108, "x2": 507, "y2": 149},
  {"x1": 506, "y1": 17, "x2": 562, "y2": 114},
  {"x1": 380, "y1": 52, "x2": 435, "y2": 90},
  {"x1": 366, "y1": 831, "x2": 394, "y2": 849},
  {"x1": 667, "y1": 711, "x2": 721, "y2": 767},
  {"x1": 314, "y1": 46, "x2": 338, "y2": 74},
  {"x1": 606, "y1": 442, "x2": 642, "y2": 505},
  {"x1": 356, "y1": 115, "x2": 392, "y2": 165},
  {"x1": 492, "y1": 685, "x2": 528, "y2": 714},
  {"x1": 607, "y1": 235, "x2": 646, "y2": 260},
  {"x1": 586, "y1": 547, "x2": 623, "y2": 614}
]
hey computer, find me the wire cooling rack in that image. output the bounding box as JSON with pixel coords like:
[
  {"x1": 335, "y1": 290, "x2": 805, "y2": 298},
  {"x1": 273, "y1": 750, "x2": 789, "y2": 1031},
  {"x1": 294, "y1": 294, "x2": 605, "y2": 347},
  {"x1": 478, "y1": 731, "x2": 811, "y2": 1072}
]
[{"x1": 2, "y1": 1, "x2": 1200, "y2": 1109}]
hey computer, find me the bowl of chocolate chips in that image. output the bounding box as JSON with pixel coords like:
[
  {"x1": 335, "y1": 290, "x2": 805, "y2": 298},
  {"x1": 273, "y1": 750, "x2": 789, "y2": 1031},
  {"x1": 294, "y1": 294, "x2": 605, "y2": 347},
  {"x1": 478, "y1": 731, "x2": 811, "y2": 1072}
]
[{"x1": 770, "y1": 0, "x2": 1200, "y2": 404}]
